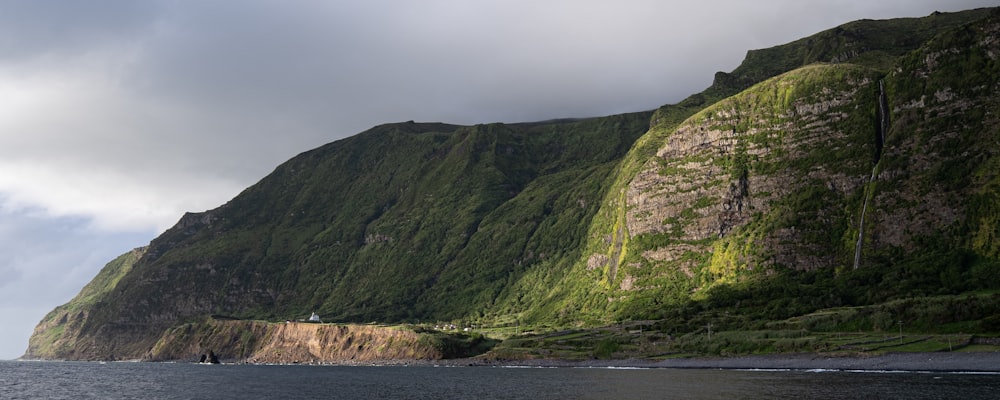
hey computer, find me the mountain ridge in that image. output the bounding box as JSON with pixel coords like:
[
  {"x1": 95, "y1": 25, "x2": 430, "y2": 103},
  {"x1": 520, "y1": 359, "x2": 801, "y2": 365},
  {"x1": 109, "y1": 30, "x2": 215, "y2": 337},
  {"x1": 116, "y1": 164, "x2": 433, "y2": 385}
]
[{"x1": 25, "y1": 7, "x2": 1000, "y2": 361}]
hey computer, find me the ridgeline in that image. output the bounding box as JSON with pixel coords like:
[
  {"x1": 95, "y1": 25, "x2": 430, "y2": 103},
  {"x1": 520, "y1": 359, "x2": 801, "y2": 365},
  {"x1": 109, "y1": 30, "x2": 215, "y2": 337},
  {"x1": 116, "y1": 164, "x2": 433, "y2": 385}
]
[{"x1": 26, "y1": 7, "x2": 1000, "y2": 362}]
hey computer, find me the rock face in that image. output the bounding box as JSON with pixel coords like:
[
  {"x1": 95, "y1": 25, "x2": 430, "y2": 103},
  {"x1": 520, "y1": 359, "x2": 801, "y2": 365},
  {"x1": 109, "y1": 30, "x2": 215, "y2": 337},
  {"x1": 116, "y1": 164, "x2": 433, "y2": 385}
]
[
  {"x1": 25, "y1": 8, "x2": 1000, "y2": 361},
  {"x1": 524, "y1": 8, "x2": 1000, "y2": 323},
  {"x1": 25, "y1": 248, "x2": 146, "y2": 360},
  {"x1": 576, "y1": 64, "x2": 886, "y2": 316},
  {"x1": 148, "y1": 319, "x2": 444, "y2": 364},
  {"x1": 872, "y1": 17, "x2": 1000, "y2": 258},
  {"x1": 623, "y1": 65, "x2": 879, "y2": 273}
]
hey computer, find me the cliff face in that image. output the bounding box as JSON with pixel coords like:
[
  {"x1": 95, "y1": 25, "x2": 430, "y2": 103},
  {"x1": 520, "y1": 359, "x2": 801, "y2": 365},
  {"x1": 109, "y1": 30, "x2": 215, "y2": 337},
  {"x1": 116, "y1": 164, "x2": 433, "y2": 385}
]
[
  {"x1": 147, "y1": 320, "x2": 458, "y2": 363},
  {"x1": 872, "y1": 16, "x2": 1000, "y2": 258},
  {"x1": 25, "y1": 247, "x2": 146, "y2": 360},
  {"x1": 25, "y1": 8, "x2": 1000, "y2": 361},
  {"x1": 538, "y1": 64, "x2": 886, "y2": 323},
  {"x1": 590, "y1": 32, "x2": 1000, "y2": 305},
  {"x1": 511, "y1": 8, "x2": 1000, "y2": 324},
  {"x1": 622, "y1": 64, "x2": 879, "y2": 273}
]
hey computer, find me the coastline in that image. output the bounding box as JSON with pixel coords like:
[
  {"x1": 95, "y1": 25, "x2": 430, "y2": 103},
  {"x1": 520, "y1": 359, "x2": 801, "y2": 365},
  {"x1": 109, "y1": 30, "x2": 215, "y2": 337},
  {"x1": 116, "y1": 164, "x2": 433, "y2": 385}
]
[
  {"x1": 437, "y1": 352, "x2": 1000, "y2": 372},
  {"x1": 18, "y1": 351, "x2": 1000, "y2": 373}
]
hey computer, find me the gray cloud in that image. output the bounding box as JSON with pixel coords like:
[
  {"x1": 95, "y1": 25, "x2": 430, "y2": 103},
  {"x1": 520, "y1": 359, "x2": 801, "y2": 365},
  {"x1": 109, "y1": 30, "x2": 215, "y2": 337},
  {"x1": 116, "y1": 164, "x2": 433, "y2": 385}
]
[
  {"x1": 0, "y1": 0, "x2": 995, "y2": 359},
  {"x1": 0, "y1": 0, "x2": 158, "y2": 59}
]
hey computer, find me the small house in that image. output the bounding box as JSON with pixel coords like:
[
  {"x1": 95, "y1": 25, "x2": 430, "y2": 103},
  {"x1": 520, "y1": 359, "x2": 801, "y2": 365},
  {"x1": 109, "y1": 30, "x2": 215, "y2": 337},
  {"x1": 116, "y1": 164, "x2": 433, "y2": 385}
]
[{"x1": 308, "y1": 312, "x2": 322, "y2": 323}]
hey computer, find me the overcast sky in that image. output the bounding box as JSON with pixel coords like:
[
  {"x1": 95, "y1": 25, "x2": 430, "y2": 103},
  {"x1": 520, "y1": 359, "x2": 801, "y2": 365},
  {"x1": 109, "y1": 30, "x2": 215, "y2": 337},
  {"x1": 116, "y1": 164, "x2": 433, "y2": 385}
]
[{"x1": 1, "y1": 0, "x2": 995, "y2": 360}]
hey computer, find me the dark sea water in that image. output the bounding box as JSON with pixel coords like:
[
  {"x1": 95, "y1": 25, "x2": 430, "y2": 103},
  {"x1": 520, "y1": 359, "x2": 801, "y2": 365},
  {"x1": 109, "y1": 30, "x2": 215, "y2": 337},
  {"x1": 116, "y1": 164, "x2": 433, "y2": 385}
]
[{"x1": 2, "y1": 360, "x2": 999, "y2": 399}]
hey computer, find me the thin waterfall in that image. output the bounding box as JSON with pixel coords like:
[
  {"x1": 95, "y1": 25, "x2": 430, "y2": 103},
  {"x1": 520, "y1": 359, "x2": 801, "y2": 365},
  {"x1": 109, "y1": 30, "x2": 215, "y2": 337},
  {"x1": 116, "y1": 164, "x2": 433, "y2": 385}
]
[
  {"x1": 852, "y1": 179, "x2": 873, "y2": 269},
  {"x1": 854, "y1": 80, "x2": 888, "y2": 269}
]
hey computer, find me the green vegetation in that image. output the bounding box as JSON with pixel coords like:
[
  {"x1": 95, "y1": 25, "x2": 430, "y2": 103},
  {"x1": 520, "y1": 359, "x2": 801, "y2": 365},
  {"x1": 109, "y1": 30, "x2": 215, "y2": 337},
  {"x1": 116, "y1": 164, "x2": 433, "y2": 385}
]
[
  {"x1": 26, "y1": 8, "x2": 1000, "y2": 361},
  {"x1": 415, "y1": 328, "x2": 500, "y2": 359},
  {"x1": 487, "y1": 290, "x2": 1000, "y2": 359}
]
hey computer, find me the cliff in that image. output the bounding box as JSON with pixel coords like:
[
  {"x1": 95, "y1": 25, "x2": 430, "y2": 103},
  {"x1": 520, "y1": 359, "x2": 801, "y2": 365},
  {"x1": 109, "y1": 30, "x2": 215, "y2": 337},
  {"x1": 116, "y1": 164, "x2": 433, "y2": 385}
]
[
  {"x1": 25, "y1": 7, "x2": 1000, "y2": 361},
  {"x1": 147, "y1": 319, "x2": 492, "y2": 363},
  {"x1": 515, "y1": 8, "x2": 1000, "y2": 325}
]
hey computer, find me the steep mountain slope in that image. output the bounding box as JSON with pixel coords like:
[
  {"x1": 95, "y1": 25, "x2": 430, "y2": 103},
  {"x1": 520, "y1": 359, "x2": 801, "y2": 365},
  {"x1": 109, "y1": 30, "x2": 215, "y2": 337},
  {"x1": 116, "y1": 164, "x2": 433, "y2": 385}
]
[
  {"x1": 508, "y1": 63, "x2": 886, "y2": 326},
  {"x1": 27, "y1": 114, "x2": 653, "y2": 360},
  {"x1": 26, "y1": 248, "x2": 145, "y2": 359},
  {"x1": 26, "y1": 8, "x2": 1000, "y2": 361},
  {"x1": 531, "y1": 7, "x2": 1000, "y2": 326}
]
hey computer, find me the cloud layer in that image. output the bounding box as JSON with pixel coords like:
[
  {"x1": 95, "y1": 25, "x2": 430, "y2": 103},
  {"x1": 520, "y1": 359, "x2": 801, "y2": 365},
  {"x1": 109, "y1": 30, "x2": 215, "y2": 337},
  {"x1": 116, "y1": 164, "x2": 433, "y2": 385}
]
[{"x1": 1, "y1": 0, "x2": 994, "y2": 359}]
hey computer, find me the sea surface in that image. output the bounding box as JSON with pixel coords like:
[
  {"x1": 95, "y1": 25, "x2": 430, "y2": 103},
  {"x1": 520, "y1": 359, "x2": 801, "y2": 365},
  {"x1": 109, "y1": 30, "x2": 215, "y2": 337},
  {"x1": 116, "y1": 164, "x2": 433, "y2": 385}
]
[{"x1": 2, "y1": 360, "x2": 999, "y2": 399}]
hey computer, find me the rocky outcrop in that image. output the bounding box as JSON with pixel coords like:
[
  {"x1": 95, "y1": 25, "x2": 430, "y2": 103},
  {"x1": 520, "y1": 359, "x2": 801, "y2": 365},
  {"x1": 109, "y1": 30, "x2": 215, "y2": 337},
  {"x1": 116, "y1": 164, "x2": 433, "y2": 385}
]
[
  {"x1": 583, "y1": 10, "x2": 1000, "y2": 312},
  {"x1": 148, "y1": 319, "x2": 444, "y2": 363},
  {"x1": 24, "y1": 247, "x2": 147, "y2": 360},
  {"x1": 870, "y1": 16, "x2": 1000, "y2": 255},
  {"x1": 622, "y1": 64, "x2": 880, "y2": 276}
]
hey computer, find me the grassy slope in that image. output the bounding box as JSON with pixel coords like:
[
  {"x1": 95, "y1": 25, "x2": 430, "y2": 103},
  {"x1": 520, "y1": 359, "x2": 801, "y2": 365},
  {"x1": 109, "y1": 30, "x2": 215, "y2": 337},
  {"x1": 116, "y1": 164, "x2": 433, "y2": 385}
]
[
  {"x1": 26, "y1": 8, "x2": 1000, "y2": 360},
  {"x1": 43, "y1": 113, "x2": 652, "y2": 359},
  {"x1": 25, "y1": 248, "x2": 145, "y2": 358},
  {"x1": 521, "y1": 63, "x2": 882, "y2": 327},
  {"x1": 486, "y1": 8, "x2": 1000, "y2": 359},
  {"x1": 503, "y1": 7, "x2": 997, "y2": 327}
]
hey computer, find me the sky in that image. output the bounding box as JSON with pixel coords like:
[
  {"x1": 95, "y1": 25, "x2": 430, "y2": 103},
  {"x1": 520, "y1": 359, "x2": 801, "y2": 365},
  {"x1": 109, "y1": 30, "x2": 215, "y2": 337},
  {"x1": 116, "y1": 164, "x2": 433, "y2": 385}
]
[{"x1": 1, "y1": 0, "x2": 995, "y2": 360}]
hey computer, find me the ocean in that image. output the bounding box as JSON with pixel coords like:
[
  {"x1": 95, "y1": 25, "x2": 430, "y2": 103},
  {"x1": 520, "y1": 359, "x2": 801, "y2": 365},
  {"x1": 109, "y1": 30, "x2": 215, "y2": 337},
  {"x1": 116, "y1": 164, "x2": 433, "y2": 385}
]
[{"x1": 2, "y1": 360, "x2": 999, "y2": 399}]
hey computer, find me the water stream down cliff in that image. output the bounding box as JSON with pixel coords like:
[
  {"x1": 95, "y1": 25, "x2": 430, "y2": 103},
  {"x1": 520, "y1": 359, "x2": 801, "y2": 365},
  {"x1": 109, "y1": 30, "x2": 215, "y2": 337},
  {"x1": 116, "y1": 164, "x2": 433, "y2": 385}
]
[{"x1": 853, "y1": 79, "x2": 889, "y2": 269}]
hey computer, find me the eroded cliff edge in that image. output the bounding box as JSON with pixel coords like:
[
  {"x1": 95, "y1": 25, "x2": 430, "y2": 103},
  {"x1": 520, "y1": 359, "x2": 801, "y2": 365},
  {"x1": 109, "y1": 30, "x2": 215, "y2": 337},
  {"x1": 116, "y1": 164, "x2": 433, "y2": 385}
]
[{"x1": 148, "y1": 318, "x2": 493, "y2": 363}]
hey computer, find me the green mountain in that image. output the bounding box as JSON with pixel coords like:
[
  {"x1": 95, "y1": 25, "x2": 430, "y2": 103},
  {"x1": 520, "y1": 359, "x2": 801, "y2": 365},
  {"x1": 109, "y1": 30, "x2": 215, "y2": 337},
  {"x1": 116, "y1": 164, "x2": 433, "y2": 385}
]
[{"x1": 26, "y1": 7, "x2": 1000, "y2": 361}]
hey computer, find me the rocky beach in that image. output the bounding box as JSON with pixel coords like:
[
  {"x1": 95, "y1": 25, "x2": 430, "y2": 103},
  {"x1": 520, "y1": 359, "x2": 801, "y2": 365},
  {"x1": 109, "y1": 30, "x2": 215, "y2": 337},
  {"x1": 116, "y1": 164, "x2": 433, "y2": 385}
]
[{"x1": 419, "y1": 352, "x2": 1000, "y2": 372}]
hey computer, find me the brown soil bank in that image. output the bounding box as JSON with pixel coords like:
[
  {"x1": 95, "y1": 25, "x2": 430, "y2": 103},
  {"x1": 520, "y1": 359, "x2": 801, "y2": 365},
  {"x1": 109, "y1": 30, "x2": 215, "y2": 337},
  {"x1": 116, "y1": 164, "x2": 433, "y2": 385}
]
[{"x1": 148, "y1": 319, "x2": 485, "y2": 363}]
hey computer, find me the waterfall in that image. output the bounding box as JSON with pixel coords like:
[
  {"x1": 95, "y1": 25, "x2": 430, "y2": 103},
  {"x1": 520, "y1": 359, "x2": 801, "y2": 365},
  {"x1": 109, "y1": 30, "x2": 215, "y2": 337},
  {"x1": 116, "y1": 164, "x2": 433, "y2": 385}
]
[
  {"x1": 853, "y1": 80, "x2": 888, "y2": 269},
  {"x1": 852, "y1": 175, "x2": 874, "y2": 269}
]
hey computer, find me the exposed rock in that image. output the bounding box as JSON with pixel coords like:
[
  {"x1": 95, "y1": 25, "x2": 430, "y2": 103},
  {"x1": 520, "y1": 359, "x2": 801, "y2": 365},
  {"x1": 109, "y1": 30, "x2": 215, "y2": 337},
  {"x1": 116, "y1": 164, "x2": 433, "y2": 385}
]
[
  {"x1": 624, "y1": 64, "x2": 878, "y2": 276},
  {"x1": 586, "y1": 254, "x2": 609, "y2": 271},
  {"x1": 149, "y1": 319, "x2": 447, "y2": 364}
]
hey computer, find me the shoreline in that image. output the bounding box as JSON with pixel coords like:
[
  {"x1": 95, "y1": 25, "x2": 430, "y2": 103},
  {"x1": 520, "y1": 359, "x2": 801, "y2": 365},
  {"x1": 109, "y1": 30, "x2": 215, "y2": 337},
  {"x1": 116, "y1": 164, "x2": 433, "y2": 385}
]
[
  {"x1": 431, "y1": 351, "x2": 1000, "y2": 373},
  {"x1": 17, "y1": 351, "x2": 1000, "y2": 373}
]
